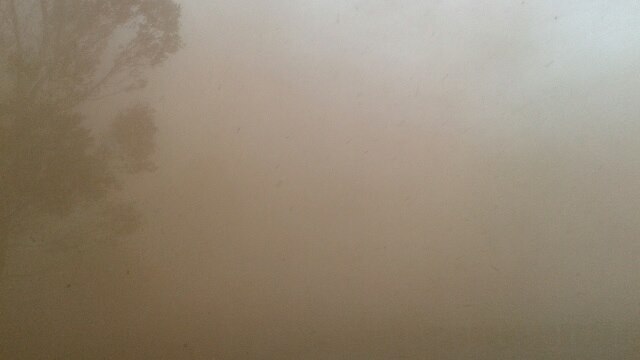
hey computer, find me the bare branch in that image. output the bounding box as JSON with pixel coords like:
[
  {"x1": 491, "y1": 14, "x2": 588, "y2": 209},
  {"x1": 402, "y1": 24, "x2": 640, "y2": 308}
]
[{"x1": 7, "y1": 0, "x2": 23, "y2": 94}]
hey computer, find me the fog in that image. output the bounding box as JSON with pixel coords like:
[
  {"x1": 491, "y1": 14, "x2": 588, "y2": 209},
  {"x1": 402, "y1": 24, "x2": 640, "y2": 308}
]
[{"x1": 2, "y1": 0, "x2": 640, "y2": 358}]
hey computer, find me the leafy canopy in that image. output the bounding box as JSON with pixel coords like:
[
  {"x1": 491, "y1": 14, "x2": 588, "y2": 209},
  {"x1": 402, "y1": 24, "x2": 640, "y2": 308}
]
[{"x1": 0, "y1": 0, "x2": 182, "y2": 275}]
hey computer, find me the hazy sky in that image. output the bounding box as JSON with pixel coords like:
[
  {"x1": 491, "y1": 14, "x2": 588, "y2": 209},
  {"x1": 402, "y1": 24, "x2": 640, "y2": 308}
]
[
  {"x1": 137, "y1": 0, "x2": 640, "y2": 340},
  {"x1": 137, "y1": 0, "x2": 640, "y2": 322}
]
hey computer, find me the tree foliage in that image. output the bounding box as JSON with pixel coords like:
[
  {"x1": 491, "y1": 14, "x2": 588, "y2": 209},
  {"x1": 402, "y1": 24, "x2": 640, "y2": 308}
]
[{"x1": 0, "y1": 0, "x2": 182, "y2": 276}]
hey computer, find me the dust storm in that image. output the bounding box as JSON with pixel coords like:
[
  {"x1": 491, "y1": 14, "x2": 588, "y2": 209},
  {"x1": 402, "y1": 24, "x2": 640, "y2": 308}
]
[{"x1": 1, "y1": 0, "x2": 640, "y2": 358}]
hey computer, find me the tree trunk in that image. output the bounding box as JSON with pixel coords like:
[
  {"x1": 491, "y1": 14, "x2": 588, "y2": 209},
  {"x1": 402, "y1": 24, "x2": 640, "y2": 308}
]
[
  {"x1": 0, "y1": 213, "x2": 11, "y2": 280},
  {"x1": 0, "y1": 228, "x2": 7, "y2": 280}
]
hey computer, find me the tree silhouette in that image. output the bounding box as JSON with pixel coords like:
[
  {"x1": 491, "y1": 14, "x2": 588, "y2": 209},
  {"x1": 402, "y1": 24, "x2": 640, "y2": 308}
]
[{"x1": 0, "y1": 0, "x2": 182, "y2": 277}]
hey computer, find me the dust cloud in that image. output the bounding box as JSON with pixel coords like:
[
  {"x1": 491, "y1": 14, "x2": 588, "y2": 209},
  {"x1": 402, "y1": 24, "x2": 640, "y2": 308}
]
[{"x1": 2, "y1": 0, "x2": 640, "y2": 358}]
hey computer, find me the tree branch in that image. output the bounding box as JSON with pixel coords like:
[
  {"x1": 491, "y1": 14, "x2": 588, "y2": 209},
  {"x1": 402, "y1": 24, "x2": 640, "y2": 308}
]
[
  {"x1": 26, "y1": 0, "x2": 51, "y2": 100},
  {"x1": 7, "y1": 0, "x2": 24, "y2": 95}
]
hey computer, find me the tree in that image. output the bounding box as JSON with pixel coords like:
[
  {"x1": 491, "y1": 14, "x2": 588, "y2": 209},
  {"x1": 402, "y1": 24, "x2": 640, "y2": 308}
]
[{"x1": 0, "y1": 0, "x2": 182, "y2": 277}]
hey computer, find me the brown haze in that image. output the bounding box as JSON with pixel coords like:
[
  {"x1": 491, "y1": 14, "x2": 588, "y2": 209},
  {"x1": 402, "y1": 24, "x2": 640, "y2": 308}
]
[{"x1": 2, "y1": 0, "x2": 640, "y2": 358}]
